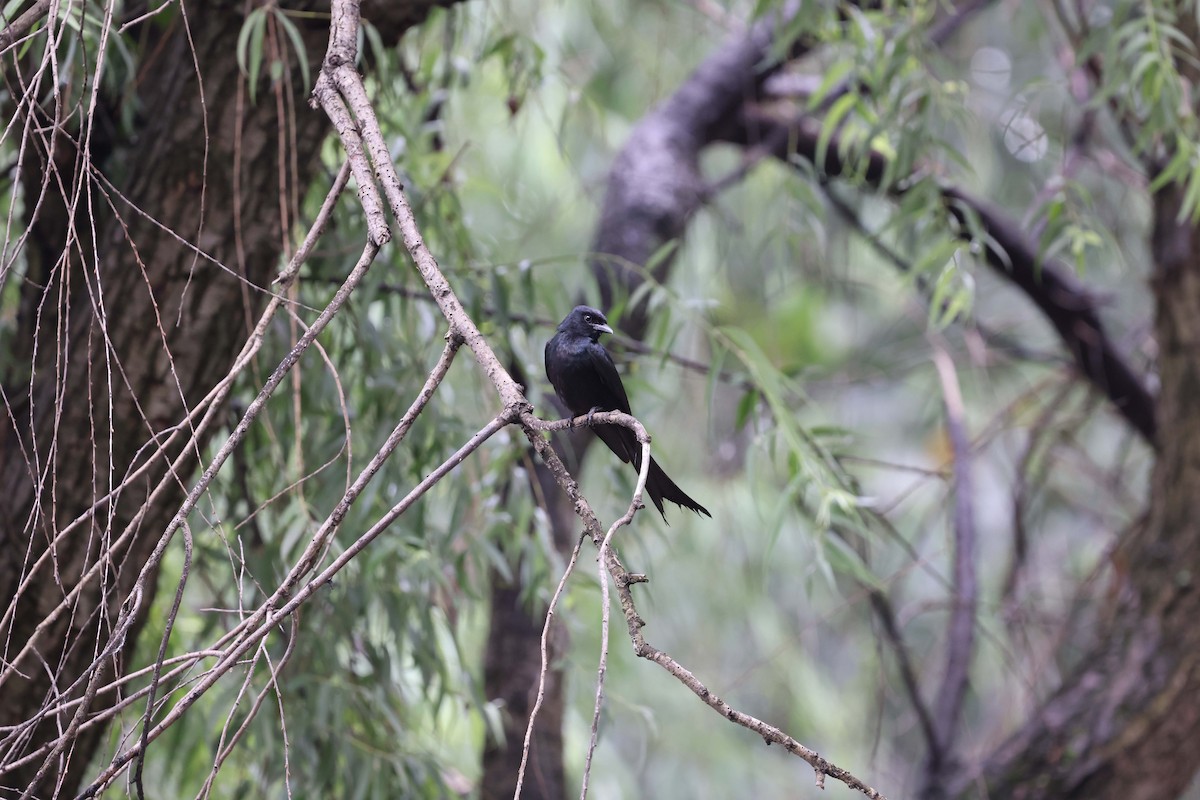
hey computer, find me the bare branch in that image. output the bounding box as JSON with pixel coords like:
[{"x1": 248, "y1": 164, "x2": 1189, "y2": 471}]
[
  {"x1": 132, "y1": 520, "x2": 193, "y2": 800},
  {"x1": 314, "y1": 3, "x2": 527, "y2": 410},
  {"x1": 582, "y1": 432, "x2": 652, "y2": 800},
  {"x1": 77, "y1": 411, "x2": 513, "y2": 798},
  {"x1": 923, "y1": 345, "x2": 979, "y2": 797},
  {"x1": 519, "y1": 410, "x2": 887, "y2": 799},
  {"x1": 513, "y1": 533, "x2": 586, "y2": 800},
  {"x1": 0, "y1": 0, "x2": 52, "y2": 54}
]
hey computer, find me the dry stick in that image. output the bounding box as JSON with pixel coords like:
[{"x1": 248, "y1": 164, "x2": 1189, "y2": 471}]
[
  {"x1": 312, "y1": 75, "x2": 389, "y2": 248},
  {"x1": 61, "y1": 238, "x2": 378, "y2": 794},
  {"x1": 19, "y1": 576, "x2": 147, "y2": 800},
  {"x1": 926, "y1": 346, "x2": 978, "y2": 780},
  {"x1": 3, "y1": 643, "x2": 275, "y2": 779},
  {"x1": 75, "y1": 413, "x2": 513, "y2": 799},
  {"x1": 581, "y1": 436, "x2": 652, "y2": 800},
  {"x1": 195, "y1": 612, "x2": 299, "y2": 800},
  {"x1": 269, "y1": 624, "x2": 298, "y2": 800},
  {"x1": 133, "y1": 520, "x2": 194, "y2": 800},
  {"x1": 0, "y1": 161, "x2": 352, "y2": 694},
  {"x1": 512, "y1": 411, "x2": 652, "y2": 800},
  {"x1": 0, "y1": 647, "x2": 225, "y2": 772},
  {"x1": 512, "y1": 533, "x2": 587, "y2": 800},
  {"x1": 520, "y1": 412, "x2": 885, "y2": 799},
  {"x1": 0, "y1": 650, "x2": 225, "y2": 747},
  {"x1": 192, "y1": 642, "x2": 268, "y2": 800},
  {"x1": 613, "y1": 586, "x2": 884, "y2": 798}
]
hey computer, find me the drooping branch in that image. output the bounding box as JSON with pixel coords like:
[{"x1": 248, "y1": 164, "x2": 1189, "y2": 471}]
[
  {"x1": 78, "y1": 409, "x2": 516, "y2": 797},
  {"x1": 0, "y1": 2, "x2": 462, "y2": 793},
  {"x1": 590, "y1": 1, "x2": 808, "y2": 338},
  {"x1": 723, "y1": 110, "x2": 1157, "y2": 445}
]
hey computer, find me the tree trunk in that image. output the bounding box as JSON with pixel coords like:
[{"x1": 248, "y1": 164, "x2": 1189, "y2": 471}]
[
  {"x1": 0, "y1": 3, "x2": 448, "y2": 794},
  {"x1": 959, "y1": 181, "x2": 1200, "y2": 800},
  {"x1": 481, "y1": 578, "x2": 568, "y2": 800}
]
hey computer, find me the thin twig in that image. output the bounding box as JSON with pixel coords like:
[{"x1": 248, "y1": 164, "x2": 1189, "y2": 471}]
[
  {"x1": 923, "y1": 344, "x2": 978, "y2": 796},
  {"x1": 582, "y1": 434, "x2": 652, "y2": 800},
  {"x1": 196, "y1": 612, "x2": 299, "y2": 800},
  {"x1": 0, "y1": 0, "x2": 53, "y2": 53},
  {"x1": 76, "y1": 413, "x2": 514, "y2": 798},
  {"x1": 132, "y1": 521, "x2": 193, "y2": 800},
  {"x1": 512, "y1": 533, "x2": 586, "y2": 800},
  {"x1": 0, "y1": 160, "x2": 353, "y2": 690},
  {"x1": 519, "y1": 410, "x2": 887, "y2": 800}
]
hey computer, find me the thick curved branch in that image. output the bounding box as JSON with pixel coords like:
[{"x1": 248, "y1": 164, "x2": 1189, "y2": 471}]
[
  {"x1": 590, "y1": 2, "x2": 807, "y2": 338},
  {"x1": 0, "y1": 0, "x2": 52, "y2": 53},
  {"x1": 724, "y1": 110, "x2": 1157, "y2": 445}
]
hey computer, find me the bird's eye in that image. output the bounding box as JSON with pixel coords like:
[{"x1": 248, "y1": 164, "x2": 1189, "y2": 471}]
[{"x1": 584, "y1": 314, "x2": 593, "y2": 322}]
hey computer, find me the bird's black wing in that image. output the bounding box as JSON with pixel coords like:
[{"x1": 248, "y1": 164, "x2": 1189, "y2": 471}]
[
  {"x1": 545, "y1": 319, "x2": 710, "y2": 521},
  {"x1": 588, "y1": 347, "x2": 711, "y2": 519},
  {"x1": 584, "y1": 341, "x2": 632, "y2": 414},
  {"x1": 582, "y1": 342, "x2": 648, "y2": 467}
]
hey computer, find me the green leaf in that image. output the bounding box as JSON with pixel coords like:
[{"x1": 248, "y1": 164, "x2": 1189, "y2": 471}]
[
  {"x1": 274, "y1": 9, "x2": 312, "y2": 90},
  {"x1": 808, "y1": 60, "x2": 854, "y2": 109},
  {"x1": 735, "y1": 388, "x2": 759, "y2": 430},
  {"x1": 236, "y1": 7, "x2": 268, "y2": 103},
  {"x1": 817, "y1": 92, "x2": 858, "y2": 174},
  {"x1": 823, "y1": 532, "x2": 885, "y2": 590}
]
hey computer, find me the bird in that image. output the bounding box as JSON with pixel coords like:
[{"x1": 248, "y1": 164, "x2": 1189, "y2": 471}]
[{"x1": 544, "y1": 305, "x2": 710, "y2": 521}]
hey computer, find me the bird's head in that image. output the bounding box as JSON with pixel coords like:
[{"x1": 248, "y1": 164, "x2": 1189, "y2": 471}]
[{"x1": 561, "y1": 305, "x2": 613, "y2": 341}]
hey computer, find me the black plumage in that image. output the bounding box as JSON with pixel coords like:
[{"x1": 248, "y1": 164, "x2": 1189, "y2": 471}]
[{"x1": 544, "y1": 305, "x2": 710, "y2": 520}]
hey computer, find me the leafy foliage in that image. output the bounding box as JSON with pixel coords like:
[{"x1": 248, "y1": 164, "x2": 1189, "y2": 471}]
[{"x1": 4, "y1": 0, "x2": 1169, "y2": 796}]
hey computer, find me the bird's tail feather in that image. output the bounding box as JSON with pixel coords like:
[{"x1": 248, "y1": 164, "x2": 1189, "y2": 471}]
[
  {"x1": 595, "y1": 424, "x2": 710, "y2": 521},
  {"x1": 646, "y1": 457, "x2": 710, "y2": 521}
]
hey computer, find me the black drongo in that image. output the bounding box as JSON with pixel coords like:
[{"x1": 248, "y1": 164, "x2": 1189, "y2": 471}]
[{"x1": 544, "y1": 305, "x2": 710, "y2": 520}]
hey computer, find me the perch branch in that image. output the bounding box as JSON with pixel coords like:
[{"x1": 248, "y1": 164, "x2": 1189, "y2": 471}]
[{"x1": 521, "y1": 412, "x2": 886, "y2": 799}]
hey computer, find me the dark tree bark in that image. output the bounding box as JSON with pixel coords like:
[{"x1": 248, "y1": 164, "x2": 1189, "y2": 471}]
[
  {"x1": 481, "y1": 574, "x2": 567, "y2": 800},
  {"x1": 0, "y1": 2, "x2": 453, "y2": 795},
  {"x1": 542, "y1": 3, "x2": 1190, "y2": 800},
  {"x1": 480, "y1": 356, "x2": 574, "y2": 800},
  {"x1": 957, "y1": 177, "x2": 1200, "y2": 800}
]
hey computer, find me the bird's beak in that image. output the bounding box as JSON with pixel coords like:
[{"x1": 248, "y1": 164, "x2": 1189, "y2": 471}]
[{"x1": 593, "y1": 322, "x2": 613, "y2": 335}]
